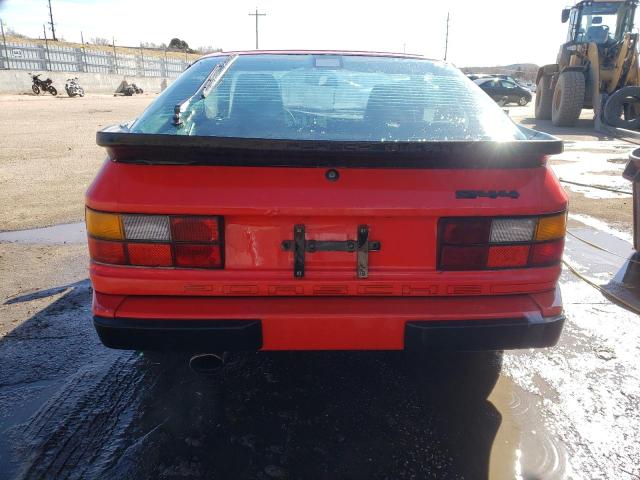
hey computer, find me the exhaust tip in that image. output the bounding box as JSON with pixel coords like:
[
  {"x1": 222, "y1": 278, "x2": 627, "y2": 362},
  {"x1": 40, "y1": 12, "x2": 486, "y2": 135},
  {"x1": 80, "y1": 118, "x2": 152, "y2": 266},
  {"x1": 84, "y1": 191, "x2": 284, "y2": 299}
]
[{"x1": 189, "y1": 353, "x2": 225, "y2": 374}]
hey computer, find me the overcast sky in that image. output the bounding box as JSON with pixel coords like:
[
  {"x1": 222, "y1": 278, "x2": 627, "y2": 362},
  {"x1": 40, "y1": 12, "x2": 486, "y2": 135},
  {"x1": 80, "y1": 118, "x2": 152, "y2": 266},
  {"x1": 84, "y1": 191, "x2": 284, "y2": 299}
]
[{"x1": 0, "y1": 0, "x2": 577, "y2": 67}]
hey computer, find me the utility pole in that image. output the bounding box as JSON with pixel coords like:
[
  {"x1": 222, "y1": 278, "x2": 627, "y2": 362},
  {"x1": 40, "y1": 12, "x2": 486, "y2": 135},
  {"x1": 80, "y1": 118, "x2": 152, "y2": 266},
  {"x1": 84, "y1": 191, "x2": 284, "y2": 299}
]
[
  {"x1": 47, "y1": 0, "x2": 57, "y2": 41},
  {"x1": 444, "y1": 12, "x2": 450, "y2": 61},
  {"x1": 248, "y1": 8, "x2": 266, "y2": 49},
  {"x1": 80, "y1": 31, "x2": 87, "y2": 72},
  {"x1": 112, "y1": 36, "x2": 118, "y2": 74},
  {"x1": 1, "y1": 18, "x2": 9, "y2": 70},
  {"x1": 43, "y1": 24, "x2": 51, "y2": 70}
]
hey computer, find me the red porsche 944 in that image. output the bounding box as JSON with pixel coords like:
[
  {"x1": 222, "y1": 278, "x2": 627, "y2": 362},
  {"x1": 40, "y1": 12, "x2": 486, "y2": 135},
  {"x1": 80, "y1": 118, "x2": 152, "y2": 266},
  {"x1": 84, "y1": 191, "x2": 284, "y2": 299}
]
[{"x1": 86, "y1": 51, "x2": 566, "y2": 353}]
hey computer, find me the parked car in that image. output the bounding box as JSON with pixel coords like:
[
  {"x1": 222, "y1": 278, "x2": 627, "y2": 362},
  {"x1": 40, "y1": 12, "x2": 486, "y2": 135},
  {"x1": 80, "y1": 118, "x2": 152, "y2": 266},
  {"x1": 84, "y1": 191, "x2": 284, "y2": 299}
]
[
  {"x1": 466, "y1": 73, "x2": 495, "y2": 81},
  {"x1": 87, "y1": 51, "x2": 566, "y2": 358},
  {"x1": 474, "y1": 78, "x2": 533, "y2": 106}
]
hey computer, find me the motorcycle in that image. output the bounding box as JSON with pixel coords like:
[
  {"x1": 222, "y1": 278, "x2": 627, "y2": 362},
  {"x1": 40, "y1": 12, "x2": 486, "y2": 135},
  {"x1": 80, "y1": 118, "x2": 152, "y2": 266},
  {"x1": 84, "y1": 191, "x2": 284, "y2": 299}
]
[
  {"x1": 65, "y1": 77, "x2": 85, "y2": 97},
  {"x1": 131, "y1": 83, "x2": 144, "y2": 94},
  {"x1": 29, "y1": 73, "x2": 57, "y2": 96}
]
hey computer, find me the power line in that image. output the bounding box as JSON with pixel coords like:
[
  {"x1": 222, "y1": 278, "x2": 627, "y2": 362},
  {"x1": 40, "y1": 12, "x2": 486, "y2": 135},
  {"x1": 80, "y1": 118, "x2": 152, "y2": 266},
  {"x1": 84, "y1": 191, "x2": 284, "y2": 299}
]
[
  {"x1": 47, "y1": 0, "x2": 57, "y2": 41},
  {"x1": 248, "y1": 8, "x2": 266, "y2": 50}
]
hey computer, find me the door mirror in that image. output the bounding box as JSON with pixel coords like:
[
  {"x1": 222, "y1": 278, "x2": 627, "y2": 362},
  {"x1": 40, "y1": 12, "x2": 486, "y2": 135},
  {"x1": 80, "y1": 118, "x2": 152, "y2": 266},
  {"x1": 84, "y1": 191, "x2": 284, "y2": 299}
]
[{"x1": 561, "y1": 8, "x2": 571, "y2": 23}]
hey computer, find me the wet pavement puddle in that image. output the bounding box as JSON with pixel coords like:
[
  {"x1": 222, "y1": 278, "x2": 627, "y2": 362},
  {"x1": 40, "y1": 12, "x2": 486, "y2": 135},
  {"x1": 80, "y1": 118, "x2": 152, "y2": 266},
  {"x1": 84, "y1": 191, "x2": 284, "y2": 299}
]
[
  {"x1": 489, "y1": 376, "x2": 568, "y2": 479},
  {"x1": 0, "y1": 222, "x2": 86, "y2": 245}
]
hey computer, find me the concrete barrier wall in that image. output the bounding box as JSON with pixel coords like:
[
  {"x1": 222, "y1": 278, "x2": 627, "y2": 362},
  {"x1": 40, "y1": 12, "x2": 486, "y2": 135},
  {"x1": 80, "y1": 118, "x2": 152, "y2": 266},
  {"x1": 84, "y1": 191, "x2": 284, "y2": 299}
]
[{"x1": 0, "y1": 70, "x2": 175, "y2": 94}]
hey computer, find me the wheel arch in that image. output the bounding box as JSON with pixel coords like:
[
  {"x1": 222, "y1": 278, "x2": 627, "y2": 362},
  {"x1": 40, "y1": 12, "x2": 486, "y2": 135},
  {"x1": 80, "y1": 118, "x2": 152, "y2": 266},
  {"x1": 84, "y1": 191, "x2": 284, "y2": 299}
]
[{"x1": 537, "y1": 64, "x2": 560, "y2": 85}]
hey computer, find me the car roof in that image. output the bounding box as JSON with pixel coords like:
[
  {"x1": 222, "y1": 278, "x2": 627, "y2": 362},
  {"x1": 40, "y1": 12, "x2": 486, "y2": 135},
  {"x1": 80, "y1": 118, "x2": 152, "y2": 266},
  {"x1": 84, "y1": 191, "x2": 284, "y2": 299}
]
[
  {"x1": 200, "y1": 49, "x2": 438, "y2": 62},
  {"x1": 474, "y1": 78, "x2": 496, "y2": 85}
]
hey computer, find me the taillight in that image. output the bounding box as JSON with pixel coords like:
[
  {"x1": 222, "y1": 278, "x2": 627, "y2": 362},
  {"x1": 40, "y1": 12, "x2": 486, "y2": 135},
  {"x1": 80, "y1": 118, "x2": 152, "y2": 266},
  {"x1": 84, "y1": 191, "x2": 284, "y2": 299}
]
[
  {"x1": 530, "y1": 238, "x2": 565, "y2": 266},
  {"x1": 88, "y1": 238, "x2": 127, "y2": 265},
  {"x1": 438, "y1": 213, "x2": 566, "y2": 270},
  {"x1": 85, "y1": 208, "x2": 223, "y2": 269}
]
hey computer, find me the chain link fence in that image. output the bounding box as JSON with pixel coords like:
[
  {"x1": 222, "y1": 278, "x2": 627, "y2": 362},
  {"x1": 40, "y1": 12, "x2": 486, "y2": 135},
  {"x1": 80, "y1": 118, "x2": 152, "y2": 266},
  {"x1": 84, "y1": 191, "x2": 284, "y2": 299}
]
[{"x1": 0, "y1": 41, "x2": 192, "y2": 77}]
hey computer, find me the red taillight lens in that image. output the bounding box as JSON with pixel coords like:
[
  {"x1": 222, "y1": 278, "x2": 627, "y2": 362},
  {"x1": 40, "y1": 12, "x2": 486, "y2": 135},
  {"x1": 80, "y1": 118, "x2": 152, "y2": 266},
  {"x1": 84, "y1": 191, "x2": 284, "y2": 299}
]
[
  {"x1": 87, "y1": 211, "x2": 224, "y2": 269},
  {"x1": 530, "y1": 239, "x2": 564, "y2": 266},
  {"x1": 438, "y1": 214, "x2": 565, "y2": 271},
  {"x1": 440, "y1": 246, "x2": 487, "y2": 270},
  {"x1": 127, "y1": 243, "x2": 173, "y2": 266},
  {"x1": 442, "y1": 219, "x2": 491, "y2": 245},
  {"x1": 171, "y1": 216, "x2": 220, "y2": 242},
  {"x1": 175, "y1": 244, "x2": 222, "y2": 268},
  {"x1": 487, "y1": 245, "x2": 530, "y2": 268},
  {"x1": 88, "y1": 238, "x2": 126, "y2": 265}
]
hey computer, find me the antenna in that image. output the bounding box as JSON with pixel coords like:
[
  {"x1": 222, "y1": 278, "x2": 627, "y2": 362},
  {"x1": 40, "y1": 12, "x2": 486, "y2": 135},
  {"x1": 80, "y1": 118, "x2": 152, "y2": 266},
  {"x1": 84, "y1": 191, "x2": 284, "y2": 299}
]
[{"x1": 248, "y1": 8, "x2": 267, "y2": 49}]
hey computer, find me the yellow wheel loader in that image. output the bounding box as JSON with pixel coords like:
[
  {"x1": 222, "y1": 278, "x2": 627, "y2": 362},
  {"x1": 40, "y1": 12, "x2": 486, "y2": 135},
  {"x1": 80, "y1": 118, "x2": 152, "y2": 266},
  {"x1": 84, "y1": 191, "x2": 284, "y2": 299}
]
[{"x1": 536, "y1": 0, "x2": 640, "y2": 129}]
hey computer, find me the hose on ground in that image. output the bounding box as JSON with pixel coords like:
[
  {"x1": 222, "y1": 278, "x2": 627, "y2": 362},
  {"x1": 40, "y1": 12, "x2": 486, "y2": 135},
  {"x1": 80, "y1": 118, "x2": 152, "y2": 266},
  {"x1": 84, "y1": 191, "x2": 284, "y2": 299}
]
[
  {"x1": 559, "y1": 178, "x2": 632, "y2": 195},
  {"x1": 566, "y1": 229, "x2": 640, "y2": 263},
  {"x1": 562, "y1": 259, "x2": 640, "y2": 315}
]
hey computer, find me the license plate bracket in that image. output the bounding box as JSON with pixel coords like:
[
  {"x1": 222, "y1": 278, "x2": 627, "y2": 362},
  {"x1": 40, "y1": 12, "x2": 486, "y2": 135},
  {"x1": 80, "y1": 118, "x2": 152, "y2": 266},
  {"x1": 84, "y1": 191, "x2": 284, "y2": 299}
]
[{"x1": 281, "y1": 225, "x2": 381, "y2": 279}]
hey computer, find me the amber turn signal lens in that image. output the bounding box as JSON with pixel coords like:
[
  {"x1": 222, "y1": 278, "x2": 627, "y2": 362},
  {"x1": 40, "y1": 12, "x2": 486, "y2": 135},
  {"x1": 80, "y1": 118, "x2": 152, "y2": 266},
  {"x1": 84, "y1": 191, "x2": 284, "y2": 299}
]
[
  {"x1": 535, "y1": 213, "x2": 566, "y2": 241},
  {"x1": 86, "y1": 208, "x2": 124, "y2": 240}
]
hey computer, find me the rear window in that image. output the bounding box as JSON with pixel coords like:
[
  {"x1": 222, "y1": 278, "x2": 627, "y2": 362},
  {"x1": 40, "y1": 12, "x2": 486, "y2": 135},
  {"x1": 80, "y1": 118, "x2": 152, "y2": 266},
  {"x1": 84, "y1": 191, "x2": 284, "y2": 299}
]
[{"x1": 131, "y1": 54, "x2": 526, "y2": 142}]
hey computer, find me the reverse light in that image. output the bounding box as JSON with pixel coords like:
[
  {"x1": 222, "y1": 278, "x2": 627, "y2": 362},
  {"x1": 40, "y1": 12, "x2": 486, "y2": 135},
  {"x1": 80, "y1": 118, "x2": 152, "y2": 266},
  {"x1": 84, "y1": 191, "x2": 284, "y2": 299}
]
[
  {"x1": 490, "y1": 218, "x2": 536, "y2": 243},
  {"x1": 439, "y1": 213, "x2": 566, "y2": 270},
  {"x1": 85, "y1": 208, "x2": 223, "y2": 269},
  {"x1": 123, "y1": 215, "x2": 171, "y2": 241}
]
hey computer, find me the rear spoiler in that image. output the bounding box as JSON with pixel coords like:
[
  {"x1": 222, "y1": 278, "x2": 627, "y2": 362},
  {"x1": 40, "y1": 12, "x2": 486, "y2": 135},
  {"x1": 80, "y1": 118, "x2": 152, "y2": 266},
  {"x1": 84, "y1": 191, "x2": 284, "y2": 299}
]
[{"x1": 97, "y1": 124, "x2": 562, "y2": 169}]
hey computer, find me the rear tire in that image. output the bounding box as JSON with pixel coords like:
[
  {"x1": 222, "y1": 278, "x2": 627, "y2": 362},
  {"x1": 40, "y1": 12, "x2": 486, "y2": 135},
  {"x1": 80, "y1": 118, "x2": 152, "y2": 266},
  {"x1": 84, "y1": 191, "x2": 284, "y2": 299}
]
[
  {"x1": 48, "y1": 86, "x2": 58, "y2": 96},
  {"x1": 32, "y1": 85, "x2": 40, "y2": 95},
  {"x1": 518, "y1": 96, "x2": 529, "y2": 106},
  {"x1": 535, "y1": 75, "x2": 554, "y2": 119},
  {"x1": 603, "y1": 86, "x2": 640, "y2": 129},
  {"x1": 551, "y1": 71, "x2": 585, "y2": 126}
]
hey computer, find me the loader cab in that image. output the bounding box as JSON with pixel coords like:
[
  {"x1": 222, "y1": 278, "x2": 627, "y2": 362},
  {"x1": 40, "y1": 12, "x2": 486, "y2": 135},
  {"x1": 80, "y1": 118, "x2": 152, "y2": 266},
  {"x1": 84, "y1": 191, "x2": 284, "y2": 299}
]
[{"x1": 563, "y1": 1, "x2": 637, "y2": 45}]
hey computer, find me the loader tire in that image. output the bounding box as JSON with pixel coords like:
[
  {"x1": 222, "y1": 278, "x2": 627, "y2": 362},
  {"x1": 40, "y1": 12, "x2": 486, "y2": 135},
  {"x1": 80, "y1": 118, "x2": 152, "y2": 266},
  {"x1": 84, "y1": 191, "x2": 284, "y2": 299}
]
[
  {"x1": 603, "y1": 86, "x2": 640, "y2": 129},
  {"x1": 551, "y1": 71, "x2": 585, "y2": 127},
  {"x1": 535, "y1": 75, "x2": 553, "y2": 120}
]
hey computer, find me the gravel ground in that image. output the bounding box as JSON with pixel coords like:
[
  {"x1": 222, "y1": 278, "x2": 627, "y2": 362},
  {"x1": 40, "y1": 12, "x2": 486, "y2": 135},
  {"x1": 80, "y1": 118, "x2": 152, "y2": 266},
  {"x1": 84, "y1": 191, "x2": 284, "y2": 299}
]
[{"x1": 0, "y1": 94, "x2": 153, "y2": 231}]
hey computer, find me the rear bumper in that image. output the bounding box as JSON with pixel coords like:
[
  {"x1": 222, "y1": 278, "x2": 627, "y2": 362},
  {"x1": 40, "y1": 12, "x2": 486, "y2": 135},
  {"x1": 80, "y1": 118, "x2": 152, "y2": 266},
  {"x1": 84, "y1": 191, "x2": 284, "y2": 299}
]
[
  {"x1": 93, "y1": 287, "x2": 564, "y2": 351},
  {"x1": 404, "y1": 315, "x2": 564, "y2": 351},
  {"x1": 94, "y1": 317, "x2": 263, "y2": 351},
  {"x1": 94, "y1": 314, "x2": 564, "y2": 352}
]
